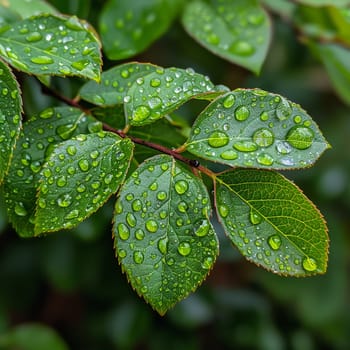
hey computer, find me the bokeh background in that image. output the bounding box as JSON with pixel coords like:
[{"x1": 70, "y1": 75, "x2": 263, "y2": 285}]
[{"x1": 1, "y1": 1, "x2": 349, "y2": 349}]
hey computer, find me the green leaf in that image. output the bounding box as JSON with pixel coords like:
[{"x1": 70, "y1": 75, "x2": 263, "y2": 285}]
[
  {"x1": 3, "y1": 0, "x2": 58, "y2": 19},
  {"x1": 310, "y1": 42, "x2": 350, "y2": 105},
  {"x1": 294, "y1": 0, "x2": 350, "y2": 6},
  {"x1": 91, "y1": 105, "x2": 126, "y2": 129},
  {"x1": 186, "y1": 89, "x2": 329, "y2": 169},
  {"x1": 0, "y1": 323, "x2": 68, "y2": 350},
  {"x1": 260, "y1": 0, "x2": 296, "y2": 18},
  {"x1": 35, "y1": 132, "x2": 134, "y2": 234},
  {"x1": 0, "y1": 59, "x2": 22, "y2": 185},
  {"x1": 215, "y1": 169, "x2": 329, "y2": 276},
  {"x1": 125, "y1": 67, "x2": 218, "y2": 126},
  {"x1": 99, "y1": 0, "x2": 182, "y2": 60},
  {"x1": 113, "y1": 154, "x2": 219, "y2": 315},
  {"x1": 0, "y1": 14, "x2": 101, "y2": 81},
  {"x1": 0, "y1": 5, "x2": 21, "y2": 25},
  {"x1": 182, "y1": 0, "x2": 271, "y2": 74},
  {"x1": 2, "y1": 106, "x2": 100, "y2": 237},
  {"x1": 79, "y1": 62, "x2": 159, "y2": 106}
]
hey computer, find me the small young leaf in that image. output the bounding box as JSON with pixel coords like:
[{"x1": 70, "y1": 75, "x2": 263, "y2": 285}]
[
  {"x1": 79, "y1": 62, "x2": 159, "y2": 106},
  {"x1": 0, "y1": 59, "x2": 22, "y2": 185},
  {"x1": 186, "y1": 89, "x2": 329, "y2": 169},
  {"x1": 182, "y1": 0, "x2": 271, "y2": 74},
  {"x1": 5, "y1": 0, "x2": 58, "y2": 19},
  {"x1": 113, "y1": 154, "x2": 219, "y2": 315},
  {"x1": 35, "y1": 132, "x2": 134, "y2": 234},
  {"x1": 99, "y1": 0, "x2": 182, "y2": 60},
  {"x1": 125, "y1": 67, "x2": 218, "y2": 126},
  {"x1": 215, "y1": 169, "x2": 329, "y2": 276},
  {"x1": 0, "y1": 14, "x2": 101, "y2": 81},
  {"x1": 3, "y1": 107, "x2": 100, "y2": 237},
  {"x1": 310, "y1": 42, "x2": 350, "y2": 105}
]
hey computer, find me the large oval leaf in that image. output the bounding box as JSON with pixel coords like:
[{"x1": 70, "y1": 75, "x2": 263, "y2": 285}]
[
  {"x1": 215, "y1": 169, "x2": 329, "y2": 276},
  {"x1": 35, "y1": 132, "x2": 134, "y2": 234},
  {"x1": 0, "y1": 59, "x2": 22, "y2": 185},
  {"x1": 186, "y1": 89, "x2": 330, "y2": 169},
  {"x1": 0, "y1": 14, "x2": 101, "y2": 80},
  {"x1": 3, "y1": 107, "x2": 99, "y2": 237},
  {"x1": 113, "y1": 154, "x2": 219, "y2": 315},
  {"x1": 125, "y1": 67, "x2": 218, "y2": 126},
  {"x1": 182, "y1": 0, "x2": 271, "y2": 74},
  {"x1": 79, "y1": 62, "x2": 159, "y2": 106}
]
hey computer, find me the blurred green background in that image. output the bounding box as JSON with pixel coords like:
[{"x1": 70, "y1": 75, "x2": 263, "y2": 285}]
[{"x1": 1, "y1": 1, "x2": 350, "y2": 349}]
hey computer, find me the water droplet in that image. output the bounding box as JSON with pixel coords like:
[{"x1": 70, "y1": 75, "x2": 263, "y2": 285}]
[
  {"x1": 56, "y1": 123, "x2": 77, "y2": 140},
  {"x1": 133, "y1": 105, "x2": 151, "y2": 122},
  {"x1": 220, "y1": 150, "x2": 238, "y2": 160},
  {"x1": 117, "y1": 223, "x2": 130, "y2": 240},
  {"x1": 302, "y1": 257, "x2": 317, "y2": 272},
  {"x1": 253, "y1": 128, "x2": 274, "y2": 147},
  {"x1": 202, "y1": 256, "x2": 213, "y2": 269},
  {"x1": 256, "y1": 153, "x2": 274, "y2": 166},
  {"x1": 223, "y1": 94, "x2": 235, "y2": 108},
  {"x1": 66, "y1": 145, "x2": 77, "y2": 156},
  {"x1": 233, "y1": 141, "x2": 258, "y2": 152},
  {"x1": 126, "y1": 213, "x2": 137, "y2": 227},
  {"x1": 148, "y1": 97, "x2": 162, "y2": 109},
  {"x1": 66, "y1": 209, "x2": 79, "y2": 219},
  {"x1": 260, "y1": 111, "x2": 269, "y2": 121},
  {"x1": 195, "y1": 219, "x2": 210, "y2": 237},
  {"x1": 149, "y1": 182, "x2": 158, "y2": 191},
  {"x1": 268, "y1": 235, "x2": 282, "y2": 250},
  {"x1": 71, "y1": 59, "x2": 90, "y2": 71},
  {"x1": 57, "y1": 194, "x2": 72, "y2": 208},
  {"x1": 177, "y1": 201, "x2": 188, "y2": 213},
  {"x1": 132, "y1": 199, "x2": 142, "y2": 212},
  {"x1": 230, "y1": 41, "x2": 255, "y2": 56},
  {"x1": 157, "y1": 191, "x2": 167, "y2": 201},
  {"x1": 177, "y1": 242, "x2": 191, "y2": 256},
  {"x1": 276, "y1": 98, "x2": 292, "y2": 120},
  {"x1": 235, "y1": 106, "x2": 250, "y2": 121},
  {"x1": 78, "y1": 159, "x2": 90, "y2": 172},
  {"x1": 208, "y1": 131, "x2": 229, "y2": 148},
  {"x1": 133, "y1": 251, "x2": 144, "y2": 264},
  {"x1": 219, "y1": 205, "x2": 229, "y2": 218},
  {"x1": 145, "y1": 219, "x2": 158, "y2": 233},
  {"x1": 56, "y1": 175, "x2": 67, "y2": 187},
  {"x1": 250, "y1": 209, "x2": 262, "y2": 224},
  {"x1": 118, "y1": 249, "x2": 127, "y2": 259},
  {"x1": 174, "y1": 180, "x2": 188, "y2": 194},
  {"x1": 15, "y1": 202, "x2": 27, "y2": 216},
  {"x1": 286, "y1": 126, "x2": 314, "y2": 150},
  {"x1": 158, "y1": 237, "x2": 168, "y2": 254},
  {"x1": 294, "y1": 115, "x2": 302, "y2": 124},
  {"x1": 26, "y1": 31, "x2": 42, "y2": 42},
  {"x1": 30, "y1": 56, "x2": 54, "y2": 64},
  {"x1": 166, "y1": 257, "x2": 175, "y2": 266},
  {"x1": 276, "y1": 141, "x2": 292, "y2": 154},
  {"x1": 150, "y1": 78, "x2": 161, "y2": 87}
]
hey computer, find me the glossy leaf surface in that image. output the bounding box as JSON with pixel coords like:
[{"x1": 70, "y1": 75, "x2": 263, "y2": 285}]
[
  {"x1": 182, "y1": 0, "x2": 271, "y2": 74},
  {"x1": 3, "y1": 107, "x2": 98, "y2": 237},
  {"x1": 186, "y1": 89, "x2": 329, "y2": 169},
  {"x1": 79, "y1": 62, "x2": 159, "y2": 106},
  {"x1": 99, "y1": 0, "x2": 182, "y2": 60},
  {"x1": 0, "y1": 60, "x2": 21, "y2": 185},
  {"x1": 35, "y1": 132, "x2": 133, "y2": 234},
  {"x1": 0, "y1": 14, "x2": 101, "y2": 80},
  {"x1": 4, "y1": 0, "x2": 58, "y2": 18},
  {"x1": 114, "y1": 155, "x2": 219, "y2": 315},
  {"x1": 125, "y1": 67, "x2": 217, "y2": 126},
  {"x1": 215, "y1": 169, "x2": 329, "y2": 276}
]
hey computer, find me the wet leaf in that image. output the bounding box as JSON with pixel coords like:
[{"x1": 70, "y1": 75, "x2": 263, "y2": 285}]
[
  {"x1": 79, "y1": 62, "x2": 159, "y2": 106},
  {"x1": 295, "y1": 0, "x2": 350, "y2": 6},
  {"x1": 0, "y1": 5, "x2": 21, "y2": 25},
  {"x1": 310, "y1": 42, "x2": 350, "y2": 105},
  {"x1": 186, "y1": 89, "x2": 330, "y2": 169},
  {"x1": 125, "y1": 67, "x2": 219, "y2": 126},
  {"x1": 3, "y1": 107, "x2": 99, "y2": 237},
  {"x1": 3, "y1": 0, "x2": 58, "y2": 19},
  {"x1": 182, "y1": 0, "x2": 271, "y2": 74},
  {"x1": 99, "y1": 0, "x2": 182, "y2": 60},
  {"x1": 0, "y1": 60, "x2": 22, "y2": 185},
  {"x1": 113, "y1": 154, "x2": 219, "y2": 315},
  {"x1": 35, "y1": 132, "x2": 134, "y2": 234},
  {"x1": 261, "y1": 0, "x2": 296, "y2": 18},
  {"x1": 0, "y1": 14, "x2": 101, "y2": 81},
  {"x1": 215, "y1": 169, "x2": 329, "y2": 276}
]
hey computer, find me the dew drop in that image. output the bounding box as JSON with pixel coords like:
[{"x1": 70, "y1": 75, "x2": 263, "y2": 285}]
[
  {"x1": 66, "y1": 209, "x2": 79, "y2": 219},
  {"x1": 302, "y1": 257, "x2": 317, "y2": 272},
  {"x1": 56, "y1": 175, "x2": 67, "y2": 187},
  {"x1": 268, "y1": 235, "x2": 282, "y2": 250},
  {"x1": 157, "y1": 191, "x2": 167, "y2": 201},
  {"x1": 250, "y1": 209, "x2": 262, "y2": 225},
  {"x1": 294, "y1": 115, "x2": 302, "y2": 124},
  {"x1": 256, "y1": 153, "x2": 274, "y2": 166},
  {"x1": 253, "y1": 128, "x2": 274, "y2": 147},
  {"x1": 233, "y1": 141, "x2": 258, "y2": 152},
  {"x1": 286, "y1": 126, "x2": 314, "y2": 150},
  {"x1": 195, "y1": 219, "x2": 210, "y2": 237},
  {"x1": 133, "y1": 105, "x2": 151, "y2": 122},
  {"x1": 66, "y1": 145, "x2": 77, "y2": 156},
  {"x1": 219, "y1": 204, "x2": 229, "y2": 218},
  {"x1": 230, "y1": 41, "x2": 255, "y2": 56},
  {"x1": 208, "y1": 131, "x2": 229, "y2": 148},
  {"x1": 118, "y1": 249, "x2": 127, "y2": 259},
  {"x1": 126, "y1": 213, "x2": 137, "y2": 227},
  {"x1": 220, "y1": 150, "x2": 238, "y2": 160},
  {"x1": 174, "y1": 180, "x2": 188, "y2": 194},
  {"x1": 14, "y1": 202, "x2": 27, "y2": 216},
  {"x1": 133, "y1": 251, "x2": 144, "y2": 264},
  {"x1": 78, "y1": 159, "x2": 90, "y2": 172},
  {"x1": 57, "y1": 194, "x2": 72, "y2": 208},
  {"x1": 223, "y1": 94, "x2": 235, "y2": 108},
  {"x1": 150, "y1": 78, "x2": 161, "y2": 87},
  {"x1": 158, "y1": 237, "x2": 168, "y2": 254},
  {"x1": 149, "y1": 182, "x2": 158, "y2": 191},
  {"x1": 145, "y1": 219, "x2": 158, "y2": 233},
  {"x1": 177, "y1": 201, "x2": 188, "y2": 213},
  {"x1": 117, "y1": 223, "x2": 130, "y2": 240},
  {"x1": 132, "y1": 199, "x2": 142, "y2": 212},
  {"x1": 275, "y1": 141, "x2": 292, "y2": 155},
  {"x1": 71, "y1": 59, "x2": 90, "y2": 71},
  {"x1": 56, "y1": 123, "x2": 77, "y2": 140},
  {"x1": 26, "y1": 31, "x2": 42, "y2": 42},
  {"x1": 276, "y1": 98, "x2": 292, "y2": 120},
  {"x1": 30, "y1": 56, "x2": 54, "y2": 64},
  {"x1": 202, "y1": 256, "x2": 213, "y2": 269},
  {"x1": 260, "y1": 111, "x2": 269, "y2": 121},
  {"x1": 177, "y1": 242, "x2": 191, "y2": 256},
  {"x1": 234, "y1": 106, "x2": 250, "y2": 121}
]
